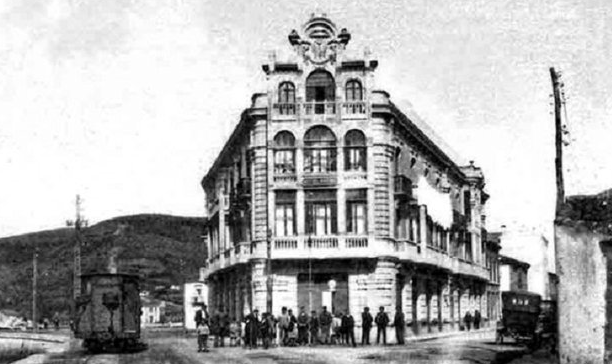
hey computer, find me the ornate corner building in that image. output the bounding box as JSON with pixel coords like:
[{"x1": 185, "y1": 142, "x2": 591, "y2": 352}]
[{"x1": 200, "y1": 14, "x2": 497, "y2": 338}]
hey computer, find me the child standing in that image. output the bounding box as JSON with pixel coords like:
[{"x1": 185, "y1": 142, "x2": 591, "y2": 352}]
[{"x1": 197, "y1": 320, "x2": 210, "y2": 352}]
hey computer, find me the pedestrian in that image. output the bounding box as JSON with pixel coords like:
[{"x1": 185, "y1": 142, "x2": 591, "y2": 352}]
[
  {"x1": 219, "y1": 309, "x2": 230, "y2": 347},
  {"x1": 279, "y1": 307, "x2": 289, "y2": 346},
  {"x1": 297, "y1": 307, "x2": 309, "y2": 345},
  {"x1": 309, "y1": 310, "x2": 319, "y2": 346},
  {"x1": 52, "y1": 312, "x2": 60, "y2": 331},
  {"x1": 286, "y1": 309, "x2": 297, "y2": 346},
  {"x1": 342, "y1": 311, "x2": 356, "y2": 347},
  {"x1": 474, "y1": 310, "x2": 481, "y2": 330},
  {"x1": 319, "y1": 306, "x2": 333, "y2": 345},
  {"x1": 210, "y1": 311, "x2": 221, "y2": 347},
  {"x1": 331, "y1": 312, "x2": 343, "y2": 345},
  {"x1": 361, "y1": 307, "x2": 373, "y2": 345},
  {"x1": 196, "y1": 319, "x2": 210, "y2": 352},
  {"x1": 375, "y1": 306, "x2": 390, "y2": 345},
  {"x1": 245, "y1": 309, "x2": 260, "y2": 349},
  {"x1": 463, "y1": 311, "x2": 473, "y2": 331},
  {"x1": 229, "y1": 318, "x2": 240, "y2": 347},
  {"x1": 393, "y1": 307, "x2": 405, "y2": 345},
  {"x1": 260, "y1": 313, "x2": 273, "y2": 349}
]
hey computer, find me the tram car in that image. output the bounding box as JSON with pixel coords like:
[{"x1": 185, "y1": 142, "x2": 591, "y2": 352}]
[{"x1": 73, "y1": 273, "x2": 145, "y2": 352}]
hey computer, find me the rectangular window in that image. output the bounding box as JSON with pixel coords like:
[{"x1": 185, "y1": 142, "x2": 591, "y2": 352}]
[
  {"x1": 465, "y1": 232, "x2": 473, "y2": 262},
  {"x1": 304, "y1": 148, "x2": 337, "y2": 173},
  {"x1": 346, "y1": 189, "x2": 367, "y2": 234},
  {"x1": 275, "y1": 191, "x2": 296, "y2": 236},
  {"x1": 464, "y1": 190, "x2": 472, "y2": 221},
  {"x1": 274, "y1": 150, "x2": 295, "y2": 174},
  {"x1": 305, "y1": 190, "x2": 337, "y2": 235},
  {"x1": 344, "y1": 147, "x2": 366, "y2": 171}
]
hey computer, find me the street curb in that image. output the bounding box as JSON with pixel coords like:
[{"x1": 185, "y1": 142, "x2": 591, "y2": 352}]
[{"x1": 404, "y1": 327, "x2": 496, "y2": 343}]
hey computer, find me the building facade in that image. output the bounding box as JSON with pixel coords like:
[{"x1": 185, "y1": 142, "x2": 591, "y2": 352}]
[
  {"x1": 200, "y1": 14, "x2": 491, "y2": 340},
  {"x1": 499, "y1": 255, "x2": 530, "y2": 292},
  {"x1": 495, "y1": 228, "x2": 556, "y2": 300},
  {"x1": 556, "y1": 190, "x2": 612, "y2": 364}
]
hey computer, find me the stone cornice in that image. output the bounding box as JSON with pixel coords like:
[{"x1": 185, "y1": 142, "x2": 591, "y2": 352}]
[{"x1": 201, "y1": 105, "x2": 267, "y2": 189}]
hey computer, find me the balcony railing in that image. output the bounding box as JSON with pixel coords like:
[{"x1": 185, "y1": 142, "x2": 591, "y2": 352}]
[
  {"x1": 303, "y1": 173, "x2": 337, "y2": 187},
  {"x1": 303, "y1": 102, "x2": 336, "y2": 116},
  {"x1": 271, "y1": 101, "x2": 368, "y2": 119},
  {"x1": 342, "y1": 101, "x2": 366, "y2": 115},
  {"x1": 272, "y1": 103, "x2": 297, "y2": 116},
  {"x1": 202, "y1": 235, "x2": 489, "y2": 281}
]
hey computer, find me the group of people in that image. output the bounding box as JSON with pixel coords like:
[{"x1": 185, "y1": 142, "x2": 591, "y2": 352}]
[
  {"x1": 462, "y1": 309, "x2": 482, "y2": 331},
  {"x1": 193, "y1": 304, "x2": 411, "y2": 353}
]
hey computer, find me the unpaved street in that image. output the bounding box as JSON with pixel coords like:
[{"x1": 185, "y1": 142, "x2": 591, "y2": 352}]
[{"x1": 33, "y1": 329, "x2": 535, "y2": 364}]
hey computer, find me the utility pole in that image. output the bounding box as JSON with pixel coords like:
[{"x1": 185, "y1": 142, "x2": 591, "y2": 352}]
[
  {"x1": 550, "y1": 67, "x2": 566, "y2": 363},
  {"x1": 67, "y1": 195, "x2": 87, "y2": 300},
  {"x1": 550, "y1": 67, "x2": 565, "y2": 214},
  {"x1": 32, "y1": 247, "x2": 38, "y2": 332}
]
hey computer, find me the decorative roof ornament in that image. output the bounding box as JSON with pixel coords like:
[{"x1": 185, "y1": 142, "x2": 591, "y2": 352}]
[{"x1": 287, "y1": 13, "x2": 351, "y2": 66}]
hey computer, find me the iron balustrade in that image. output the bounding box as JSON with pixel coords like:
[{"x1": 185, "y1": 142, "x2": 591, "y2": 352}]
[{"x1": 342, "y1": 101, "x2": 366, "y2": 115}]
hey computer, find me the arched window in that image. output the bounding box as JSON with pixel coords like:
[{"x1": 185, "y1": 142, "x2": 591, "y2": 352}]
[
  {"x1": 304, "y1": 126, "x2": 337, "y2": 173},
  {"x1": 345, "y1": 79, "x2": 363, "y2": 101},
  {"x1": 344, "y1": 130, "x2": 367, "y2": 172},
  {"x1": 305, "y1": 70, "x2": 336, "y2": 114},
  {"x1": 273, "y1": 131, "x2": 296, "y2": 174},
  {"x1": 278, "y1": 82, "x2": 296, "y2": 115}
]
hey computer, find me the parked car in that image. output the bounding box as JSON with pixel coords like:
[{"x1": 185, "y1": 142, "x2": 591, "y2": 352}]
[{"x1": 496, "y1": 291, "x2": 542, "y2": 348}]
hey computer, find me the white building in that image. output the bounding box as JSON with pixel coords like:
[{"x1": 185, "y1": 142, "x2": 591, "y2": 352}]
[{"x1": 496, "y1": 227, "x2": 556, "y2": 299}]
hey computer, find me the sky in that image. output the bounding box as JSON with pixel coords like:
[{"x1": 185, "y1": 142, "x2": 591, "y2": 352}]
[{"x1": 1, "y1": 0, "x2": 611, "y2": 238}]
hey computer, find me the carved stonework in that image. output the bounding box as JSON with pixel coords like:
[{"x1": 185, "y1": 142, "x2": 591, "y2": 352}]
[{"x1": 288, "y1": 13, "x2": 351, "y2": 66}]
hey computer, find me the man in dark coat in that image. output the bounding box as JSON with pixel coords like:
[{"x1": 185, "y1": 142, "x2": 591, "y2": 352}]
[
  {"x1": 375, "y1": 306, "x2": 390, "y2": 345},
  {"x1": 361, "y1": 307, "x2": 373, "y2": 345},
  {"x1": 245, "y1": 310, "x2": 260, "y2": 349},
  {"x1": 260, "y1": 313, "x2": 273, "y2": 349},
  {"x1": 474, "y1": 310, "x2": 481, "y2": 330},
  {"x1": 464, "y1": 311, "x2": 473, "y2": 331},
  {"x1": 393, "y1": 307, "x2": 405, "y2": 345},
  {"x1": 297, "y1": 307, "x2": 309, "y2": 345},
  {"x1": 319, "y1": 306, "x2": 333, "y2": 345},
  {"x1": 342, "y1": 311, "x2": 356, "y2": 347},
  {"x1": 210, "y1": 311, "x2": 221, "y2": 347},
  {"x1": 279, "y1": 307, "x2": 289, "y2": 346},
  {"x1": 219, "y1": 308, "x2": 230, "y2": 347},
  {"x1": 287, "y1": 309, "x2": 297, "y2": 346},
  {"x1": 308, "y1": 310, "x2": 319, "y2": 346}
]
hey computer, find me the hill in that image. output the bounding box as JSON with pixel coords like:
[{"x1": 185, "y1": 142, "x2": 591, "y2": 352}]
[{"x1": 0, "y1": 214, "x2": 206, "y2": 321}]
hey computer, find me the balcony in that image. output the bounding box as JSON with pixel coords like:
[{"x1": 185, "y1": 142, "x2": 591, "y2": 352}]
[
  {"x1": 341, "y1": 101, "x2": 367, "y2": 116},
  {"x1": 394, "y1": 175, "x2": 413, "y2": 199},
  {"x1": 271, "y1": 101, "x2": 368, "y2": 120},
  {"x1": 302, "y1": 173, "x2": 337, "y2": 187},
  {"x1": 303, "y1": 101, "x2": 336, "y2": 116},
  {"x1": 202, "y1": 235, "x2": 489, "y2": 282},
  {"x1": 272, "y1": 103, "x2": 297, "y2": 117}
]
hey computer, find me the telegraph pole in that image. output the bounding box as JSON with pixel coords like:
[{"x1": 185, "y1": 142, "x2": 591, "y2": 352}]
[
  {"x1": 32, "y1": 248, "x2": 38, "y2": 332},
  {"x1": 67, "y1": 195, "x2": 87, "y2": 300},
  {"x1": 550, "y1": 67, "x2": 566, "y2": 362},
  {"x1": 550, "y1": 67, "x2": 565, "y2": 214}
]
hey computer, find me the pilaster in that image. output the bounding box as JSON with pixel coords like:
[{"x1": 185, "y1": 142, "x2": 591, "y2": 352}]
[{"x1": 250, "y1": 259, "x2": 268, "y2": 313}]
